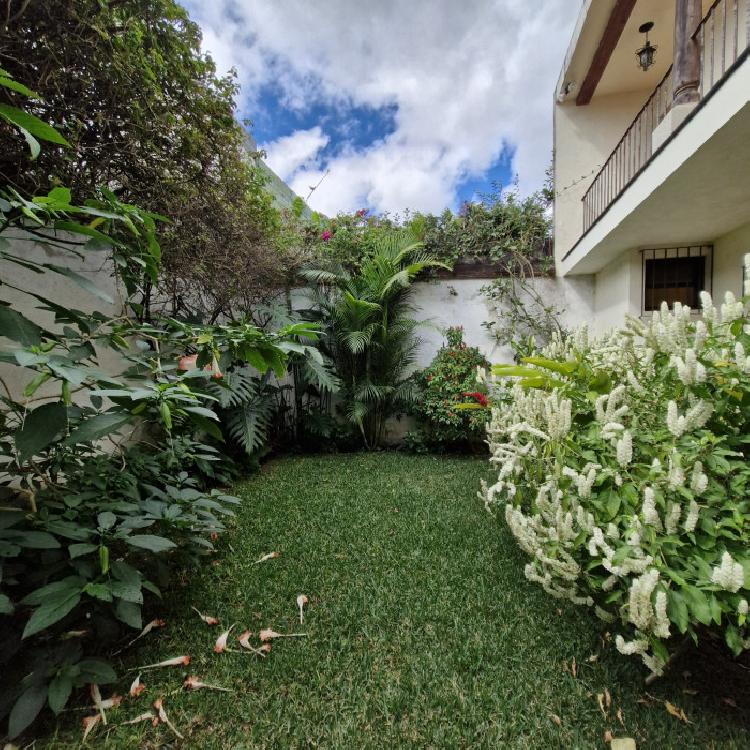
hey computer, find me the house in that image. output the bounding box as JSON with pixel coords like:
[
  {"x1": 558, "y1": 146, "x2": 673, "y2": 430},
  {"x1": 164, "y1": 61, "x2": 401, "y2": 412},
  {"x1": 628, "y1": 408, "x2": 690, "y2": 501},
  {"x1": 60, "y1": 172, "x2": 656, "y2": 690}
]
[{"x1": 554, "y1": 0, "x2": 750, "y2": 334}]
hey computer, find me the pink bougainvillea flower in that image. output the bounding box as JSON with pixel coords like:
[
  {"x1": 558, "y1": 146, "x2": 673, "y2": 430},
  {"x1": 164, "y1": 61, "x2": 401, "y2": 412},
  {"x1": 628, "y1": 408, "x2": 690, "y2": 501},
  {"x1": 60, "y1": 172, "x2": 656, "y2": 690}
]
[
  {"x1": 183, "y1": 675, "x2": 232, "y2": 692},
  {"x1": 153, "y1": 698, "x2": 183, "y2": 739},
  {"x1": 253, "y1": 551, "x2": 279, "y2": 564},
  {"x1": 129, "y1": 674, "x2": 145, "y2": 698},
  {"x1": 213, "y1": 624, "x2": 235, "y2": 653},
  {"x1": 135, "y1": 655, "x2": 190, "y2": 670},
  {"x1": 296, "y1": 594, "x2": 309, "y2": 624},
  {"x1": 81, "y1": 714, "x2": 101, "y2": 742},
  {"x1": 192, "y1": 606, "x2": 219, "y2": 626},
  {"x1": 259, "y1": 628, "x2": 307, "y2": 642},
  {"x1": 177, "y1": 354, "x2": 198, "y2": 371},
  {"x1": 321, "y1": 230, "x2": 332, "y2": 241},
  {"x1": 355, "y1": 208, "x2": 368, "y2": 217},
  {"x1": 237, "y1": 629, "x2": 266, "y2": 656}
]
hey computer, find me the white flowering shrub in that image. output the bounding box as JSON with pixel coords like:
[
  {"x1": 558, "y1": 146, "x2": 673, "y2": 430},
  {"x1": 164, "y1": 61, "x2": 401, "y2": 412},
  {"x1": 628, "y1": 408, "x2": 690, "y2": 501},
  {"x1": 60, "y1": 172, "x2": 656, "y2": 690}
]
[{"x1": 482, "y1": 292, "x2": 750, "y2": 677}]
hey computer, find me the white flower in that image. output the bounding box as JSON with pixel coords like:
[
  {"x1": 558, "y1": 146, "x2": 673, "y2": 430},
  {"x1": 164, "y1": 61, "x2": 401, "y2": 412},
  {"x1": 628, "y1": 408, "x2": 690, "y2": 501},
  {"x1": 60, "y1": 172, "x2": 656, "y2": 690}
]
[
  {"x1": 615, "y1": 634, "x2": 649, "y2": 656},
  {"x1": 738, "y1": 599, "x2": 748, "y2": 616},
  {"x1": 641, "y1": 487, "x2": 662, "y2": 530},
  {"x1": 711, "y1": 551, "x2": 745, "y2": 593},
  {"x1": 700, "y1": 291, "x2": 716, "y2": 324},
  {"x1": 664, "y1": 502, "x2": 682, "y2": 535},
  {"x1": 690, "y1": 461, "x2": 708, "y2": 495},
  {"x1": 683, "y1": 500, "x2": 700, "y2": 533},
  {"x1": 616, "y1": 430, "x2": 633, "y2": 467},
  {"x1": 721, "y1": 291, "x2": 745, "y2": 323},
  {"x1": 653, "y1": 591, "x2": 670, "y2": 638}
]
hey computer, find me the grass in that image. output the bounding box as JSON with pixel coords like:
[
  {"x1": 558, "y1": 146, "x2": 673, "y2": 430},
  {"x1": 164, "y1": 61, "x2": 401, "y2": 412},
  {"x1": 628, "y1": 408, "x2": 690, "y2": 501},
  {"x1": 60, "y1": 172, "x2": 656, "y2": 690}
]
[{"x1": 43, "y1": 454, "x2": 749, "y2": 748}]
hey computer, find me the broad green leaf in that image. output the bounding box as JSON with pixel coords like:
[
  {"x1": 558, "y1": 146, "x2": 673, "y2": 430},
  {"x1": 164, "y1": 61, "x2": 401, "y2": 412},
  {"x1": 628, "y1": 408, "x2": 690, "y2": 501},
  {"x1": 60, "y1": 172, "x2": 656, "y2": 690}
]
[
  {"x1": 115, "y1": 599, "x2": 141, "y2": 629},
  {"x1": 77, "y1": 659, "x2": 116, "y2": 684},
  {"x1": 111, "y1": 579, "x2": 143, "y2": 604},
  {"x1": 42, "y1": 264, "x2": 114, "y2": 304},
  {"x1": 521, "y1": 356, "x2": 577, "y2": 375},
  {"x1": 47, "y1": 674, "x2": 73, "y2": 714},
  {"x1": 15, "y1": 402, "x2": 67, "y2": 463},
  {"x1": 22, "y1": 592, "x2": 81, "y2": 638},
  {"x1": 666, "y1": 589, "x2": 689, "y2": 634},
  {"x1": 0, "y1": 103, "x2": 69, "y2": 145},
  {"x1": 8, "y1": 684, "x2": 48, "y2": 739},
  {"x1": 0, "y1": 75, "x2": 39, "y2": 98},
  {"x1": 9, "y1": 530, "x2": 61, "y2": 549},
  {"x1": 97, "y1": 511, "x2": 116, "y2": 530},
  {"x1": 124, "y1": 535, "x2": 176, "y2": 553},
  {"x1": 683, "y1": 586, "x2": 712, "y2": 626},
  {"x1": 0, "y1": 305, "x2": 43, "y2": 346},
  {"x1": 63, "y1": 412, "x2": 131, "y2": 446},
  {"x1": 69, "y1": 543, "x2": 97, "y2": 559},
  {"x1": 21, "y1": 576, "x2": 84, "y2": 606},
  {"x1": 0, "y1": 592, "x2": 13, "y2": 614}
]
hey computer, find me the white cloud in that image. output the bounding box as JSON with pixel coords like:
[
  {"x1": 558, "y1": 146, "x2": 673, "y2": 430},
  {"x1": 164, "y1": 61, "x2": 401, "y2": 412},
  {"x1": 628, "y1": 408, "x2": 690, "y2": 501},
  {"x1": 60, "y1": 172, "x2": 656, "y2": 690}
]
[
  {"x1": 182, "y1": 0, "x2": 576, "y2": 215},
  {"x1": 263, "y1": 126, "x2": 329, "y2": 182}
]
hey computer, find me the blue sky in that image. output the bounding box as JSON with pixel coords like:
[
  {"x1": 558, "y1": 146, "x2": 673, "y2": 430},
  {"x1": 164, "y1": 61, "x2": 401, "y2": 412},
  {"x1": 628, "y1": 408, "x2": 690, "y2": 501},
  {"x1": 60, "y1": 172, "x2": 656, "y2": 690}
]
[{"x1": 181, "y1": 0, "x2": 574, "y2": 215}]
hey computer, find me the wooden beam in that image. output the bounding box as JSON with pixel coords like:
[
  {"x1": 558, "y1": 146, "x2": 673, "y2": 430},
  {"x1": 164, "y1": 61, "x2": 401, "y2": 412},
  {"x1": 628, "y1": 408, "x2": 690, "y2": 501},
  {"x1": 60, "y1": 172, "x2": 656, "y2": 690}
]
[
  {"x1": 672, "y1": 0, "x2": 702, "y2": 105},
  {"x1": 576, "y1": 0, "x2": 638, "y2": 106}
]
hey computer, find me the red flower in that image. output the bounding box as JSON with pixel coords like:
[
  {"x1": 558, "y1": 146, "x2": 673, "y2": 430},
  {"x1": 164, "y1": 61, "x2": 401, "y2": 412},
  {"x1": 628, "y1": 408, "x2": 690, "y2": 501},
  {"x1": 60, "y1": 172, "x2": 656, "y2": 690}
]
[
  {"x1": 355, "y1": 208, "x2": 368, "y2": 218},
  {"x1": 462, "y1": 391, "x2": 488, "y2": 407},
  {"x1": 321, "y1": 229, "x2": 332, "y2": 241}
]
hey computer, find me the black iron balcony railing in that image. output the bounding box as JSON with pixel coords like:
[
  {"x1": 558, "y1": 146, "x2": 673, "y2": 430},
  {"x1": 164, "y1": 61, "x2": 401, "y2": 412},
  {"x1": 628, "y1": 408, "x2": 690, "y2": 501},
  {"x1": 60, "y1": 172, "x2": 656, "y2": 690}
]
[{"x1": 581, "y1": 0, "x2": 750, "y2": 235}]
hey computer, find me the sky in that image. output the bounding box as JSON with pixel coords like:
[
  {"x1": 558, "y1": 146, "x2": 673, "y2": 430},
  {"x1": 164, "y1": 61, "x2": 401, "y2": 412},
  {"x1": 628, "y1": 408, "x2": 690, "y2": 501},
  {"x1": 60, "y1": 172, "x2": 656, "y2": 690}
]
[{"x1": 180, "y1": 0, "x2": 576, "y2": 216}]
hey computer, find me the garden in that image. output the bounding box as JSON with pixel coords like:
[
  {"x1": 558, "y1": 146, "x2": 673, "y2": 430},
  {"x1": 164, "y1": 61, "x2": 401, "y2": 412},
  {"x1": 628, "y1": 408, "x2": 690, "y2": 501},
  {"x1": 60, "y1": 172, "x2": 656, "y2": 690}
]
[{"x1": 1, "y1": 2, "x2": 749, "y2": 748}]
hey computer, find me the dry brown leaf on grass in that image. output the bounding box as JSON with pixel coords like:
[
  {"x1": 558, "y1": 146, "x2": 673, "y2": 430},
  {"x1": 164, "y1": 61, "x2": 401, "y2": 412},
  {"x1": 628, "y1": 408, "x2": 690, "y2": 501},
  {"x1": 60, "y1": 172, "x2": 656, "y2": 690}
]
[
  {"x1": 129, "y1": 674, "x2": 145, "y2": 698},
  {"x1": 192, "y1": 606, "x2": 220, "y2": 625},
  {"x1": 617, "y1": 707, "x2": 625, "y2": 727},
  {"x1": 550, "y1": 714, "x2": 562, "y2": 726},
  {"x1": 297, "y1": 594, "x2": 309, "y2": 624},
  {"x1": 665, "y1": 701, "x2": 690, "y2": 723},
  {"x1": 604, "y1": 688, "x2": 612, "y2": 709},
  {"x1": 254, "y1": 551, "x2": 279, "y2": 564},
  {"x1": 259, "y1": 628, "x2": 307, "y2": 642},
  {"x1": 183, "y1": 675, "x2": 232, "y2": 692},
  {"x1": 597, "y1": 693, "x2": 607, "y2": 716},
  {"x1": 154, "y1": 698, "x2": 183, "y2": 739},
  {"x1": 134, "y1": 655, "x2": 190, "y2": 670},
  {"x1": 214, "y1": 625, "x2": 236, "y2": 653},
  {"x1": 571, "y1": 657, "x2": 577, "y2": 678}
]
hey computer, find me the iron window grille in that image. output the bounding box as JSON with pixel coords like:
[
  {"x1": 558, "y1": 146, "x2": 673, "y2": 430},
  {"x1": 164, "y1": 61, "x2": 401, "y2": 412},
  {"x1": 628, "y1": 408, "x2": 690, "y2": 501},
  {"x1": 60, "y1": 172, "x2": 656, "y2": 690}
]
[{"x1": 641, "y1": 246, "x2": 713, "y2": 313}]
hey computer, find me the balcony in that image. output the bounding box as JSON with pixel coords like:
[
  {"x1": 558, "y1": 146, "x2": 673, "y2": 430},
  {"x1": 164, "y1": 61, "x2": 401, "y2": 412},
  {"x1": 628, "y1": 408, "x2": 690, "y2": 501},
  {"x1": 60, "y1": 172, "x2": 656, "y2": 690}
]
[{"x1": 581, "y1": 0, "x2": 750, "y2": 236}]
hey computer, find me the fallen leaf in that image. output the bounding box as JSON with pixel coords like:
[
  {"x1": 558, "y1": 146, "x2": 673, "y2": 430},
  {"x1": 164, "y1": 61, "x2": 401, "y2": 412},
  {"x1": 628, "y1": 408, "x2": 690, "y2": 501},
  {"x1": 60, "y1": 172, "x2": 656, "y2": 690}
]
[
  {"x1": 129, "y1": 674, "x2": 145, "y2": 698},
  {"x1": 297, "y1": 594, "x2": 309, "y2": 624},
  {"x1": 616, "y1": 707, "x2": 625, "y2": 727},
  {"x1": 134, "y1": 655, "x2": 190, "y2": 670},
  {"x1": 81, "y1": 714, "x2": 101, "y2": 742},
  {"x1": 154, "y1": 698, "x2": 183, "y2": 739},
  {"x1": 550, "y1": 714, "x2": 562, "y2": 726},
  {"x1": 116, "y1": 618, "x2": 166, "y2": 654},
  {"x1": 183, "y1": 675, "x2": 232, "y2": 692},
  {"x1": 571, "y1": 656, "x2": 577, "y2": 678},
  {"x1": 259, "y1": 628, "x2": 307, "y2": 642},
  {"x1": 604, "y1": 688, "x2": 612, "y2": 709},
  {"x1": 254, "y1": 551, "x2": 279, "y2": 564},
  {"x1": 61, "y1": 629, "x2": 89, "y2": 640},
  {"x1": 665, "y1": 701, "x2": 690, "y2": 723},
  {"x1": 722, "y1": 697, "x2": 738, "y2": 708},
  {"x1": 192, "y1": 606, "x2": 220, "y2": 626}
]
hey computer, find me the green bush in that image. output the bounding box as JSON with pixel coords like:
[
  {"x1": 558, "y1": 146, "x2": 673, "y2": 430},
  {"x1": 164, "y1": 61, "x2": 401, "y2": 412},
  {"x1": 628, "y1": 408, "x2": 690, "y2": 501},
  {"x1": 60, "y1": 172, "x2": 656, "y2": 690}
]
[
  {"x1": 411, "y1": 327, "x2": 490, "y2": 450},
  {"x1": 484, "y1": 294, "x2": 750, "y2": 677}
]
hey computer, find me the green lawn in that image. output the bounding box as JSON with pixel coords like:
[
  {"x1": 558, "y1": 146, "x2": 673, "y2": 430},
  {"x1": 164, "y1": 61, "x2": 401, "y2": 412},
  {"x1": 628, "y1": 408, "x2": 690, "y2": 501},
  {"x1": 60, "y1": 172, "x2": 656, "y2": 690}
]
[{"x1": 43, "y1": 454, "x2": 749, "y2": 748}]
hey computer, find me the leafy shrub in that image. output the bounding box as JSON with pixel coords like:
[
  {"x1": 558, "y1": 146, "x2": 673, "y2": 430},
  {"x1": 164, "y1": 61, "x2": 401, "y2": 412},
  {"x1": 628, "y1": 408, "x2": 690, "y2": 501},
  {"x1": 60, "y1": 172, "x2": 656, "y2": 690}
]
[
  {"x1": 411, "y1": 327, "x2": 490, "y2": 450},
  {"x1": 484, "y1": 293, "x2": 750, "y2": 677}
]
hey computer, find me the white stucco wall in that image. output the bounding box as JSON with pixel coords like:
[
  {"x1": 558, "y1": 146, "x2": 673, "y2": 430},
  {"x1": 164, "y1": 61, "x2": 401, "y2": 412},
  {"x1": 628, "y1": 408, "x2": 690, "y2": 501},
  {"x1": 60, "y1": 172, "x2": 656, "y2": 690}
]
[
  {"x1": 409, "y1": 275, "x2": 595, "y2": 367},
  {"x1": 554, "y1": 90, "x2": 652, "y2": 264},
  {"x1": 0, "y1": 234, "x2": 127, "y2": 403},
  {"x1": 713, "y1": 221, "x2": 750, "y2": 299}
]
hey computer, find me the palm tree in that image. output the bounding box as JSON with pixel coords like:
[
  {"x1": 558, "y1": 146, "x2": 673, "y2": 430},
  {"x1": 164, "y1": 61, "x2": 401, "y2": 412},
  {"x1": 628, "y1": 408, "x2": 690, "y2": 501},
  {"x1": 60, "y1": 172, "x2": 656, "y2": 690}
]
[{"x1": 301, "y1": 230, "x2": 448, "y2": 448}]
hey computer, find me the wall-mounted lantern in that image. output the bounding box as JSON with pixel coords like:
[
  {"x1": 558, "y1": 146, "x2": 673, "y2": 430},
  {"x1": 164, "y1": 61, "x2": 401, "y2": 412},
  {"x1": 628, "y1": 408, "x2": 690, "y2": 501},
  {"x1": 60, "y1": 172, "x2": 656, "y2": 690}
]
[{"x1": 636, "y1": 22, "x2": 657, "y2": 72}]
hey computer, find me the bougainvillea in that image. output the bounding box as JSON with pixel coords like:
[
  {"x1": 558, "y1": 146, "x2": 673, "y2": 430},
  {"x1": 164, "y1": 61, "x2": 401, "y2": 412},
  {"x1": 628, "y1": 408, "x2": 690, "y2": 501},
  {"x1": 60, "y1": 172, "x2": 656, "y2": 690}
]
[{"x1": 483, "y1": 292, "x2": 750, "y2": 676}]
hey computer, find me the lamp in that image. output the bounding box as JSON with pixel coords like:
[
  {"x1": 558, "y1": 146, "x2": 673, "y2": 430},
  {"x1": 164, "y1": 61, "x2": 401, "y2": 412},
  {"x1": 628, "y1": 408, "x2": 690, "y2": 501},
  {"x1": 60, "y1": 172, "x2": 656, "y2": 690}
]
[{"x1": 636, "y1": 22, "x2": 657, "y2": 72}]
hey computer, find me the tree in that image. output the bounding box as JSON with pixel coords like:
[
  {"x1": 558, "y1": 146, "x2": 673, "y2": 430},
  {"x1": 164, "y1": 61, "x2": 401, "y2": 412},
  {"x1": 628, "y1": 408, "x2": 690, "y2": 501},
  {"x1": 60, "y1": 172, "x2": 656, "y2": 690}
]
[{"x1": 0, "y1": 0, "x2": 294, "y2": 320}]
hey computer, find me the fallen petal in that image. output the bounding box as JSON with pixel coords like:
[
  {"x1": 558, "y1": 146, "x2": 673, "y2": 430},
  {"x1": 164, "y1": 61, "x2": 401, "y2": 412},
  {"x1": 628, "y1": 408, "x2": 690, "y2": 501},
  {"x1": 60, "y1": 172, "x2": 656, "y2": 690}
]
[
  {"x1": 259, "y1": 627, "x2": 307, "y2": 641},
  {"x1": 254, "y1": 551, "x2": 279, "y2": 564},
  {"x1": 183, "y1": 675, "x2": 232, "y2": 692},
  {"x1": 122, "y1": 711, "x2": 155, "y2": 726},
  {"x1": 135, "y1": 655, "x2": 190, "y2": 670},
  {"x1": 297, "y1": 594, "x2": 309, "y2": 624},
  {"x1": 192, "y1": 606, "x2": 220, "y2": 626},
  {"x1": 214, "y1": 624, "x2": 235, "y2": 653},
  {"x1": 238, "y1": 630, "x2": 266, "y2": 657},
  {"x1": 81, "y1": 714, "x2": 101, "y2": 742}
]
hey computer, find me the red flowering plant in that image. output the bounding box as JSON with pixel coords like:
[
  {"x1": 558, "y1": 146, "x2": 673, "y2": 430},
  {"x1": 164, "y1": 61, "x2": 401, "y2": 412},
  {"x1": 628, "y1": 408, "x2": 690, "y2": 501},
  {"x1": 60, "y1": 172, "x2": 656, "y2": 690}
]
[{"x1": 410, "y1": 327, "x2": 490, "y2": 451}]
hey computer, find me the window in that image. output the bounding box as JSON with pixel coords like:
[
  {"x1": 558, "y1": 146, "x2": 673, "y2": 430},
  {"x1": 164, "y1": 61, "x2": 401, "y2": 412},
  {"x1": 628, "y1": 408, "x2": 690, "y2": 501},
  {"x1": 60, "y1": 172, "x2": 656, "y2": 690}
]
[{"x1": 642, "y1": 246, "x2": 712, "y2": 312}]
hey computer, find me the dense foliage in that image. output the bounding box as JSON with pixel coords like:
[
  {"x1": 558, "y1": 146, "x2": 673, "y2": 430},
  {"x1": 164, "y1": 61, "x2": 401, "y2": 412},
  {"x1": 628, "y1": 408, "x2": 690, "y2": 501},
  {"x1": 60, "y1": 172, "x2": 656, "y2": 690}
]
[
  {"x1": 302, "y1": 231, "x2": 447, "y2": 448},
  {"x1": 409, "y1": 327, "x2": 490, "y2": 451},
  {"x1": 483, "y1": 294, "x2": 750, "y2": 677},
  {"x1": 0, "y1": 0, "x2": 303, "y2": 320}
]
